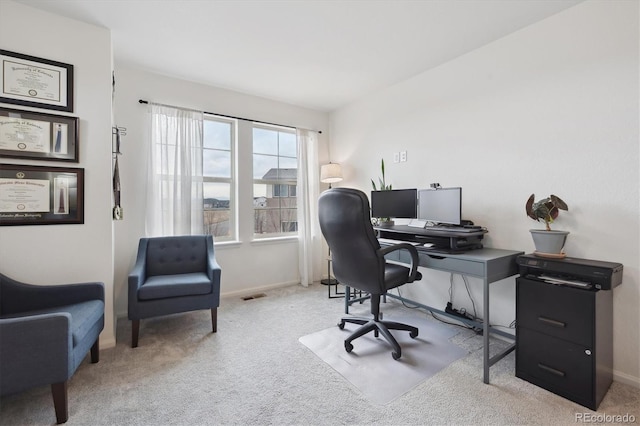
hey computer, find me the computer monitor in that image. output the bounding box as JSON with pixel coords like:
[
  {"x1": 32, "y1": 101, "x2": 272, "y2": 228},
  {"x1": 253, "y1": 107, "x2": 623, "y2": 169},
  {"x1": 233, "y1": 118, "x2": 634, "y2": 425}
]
[
  {"x1": 417, "y1": 187, "x2": 462, "y2": 226},
  {"x1": 370, "y1": 189, "x2": 417, "y2": 219}
]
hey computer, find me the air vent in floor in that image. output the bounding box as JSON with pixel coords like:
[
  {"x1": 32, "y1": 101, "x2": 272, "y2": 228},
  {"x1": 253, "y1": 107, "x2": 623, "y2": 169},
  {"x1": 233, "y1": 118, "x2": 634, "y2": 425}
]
[{"x1": 242, "y1": 293, "x2": 267, "y2": 301}]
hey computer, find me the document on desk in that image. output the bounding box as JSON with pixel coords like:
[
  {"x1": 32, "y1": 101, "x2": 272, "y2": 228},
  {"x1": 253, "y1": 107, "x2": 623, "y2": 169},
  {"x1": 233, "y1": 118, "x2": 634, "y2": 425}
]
[{"x1": 377, "y1": 238, "x2": 421, "y2": 246}]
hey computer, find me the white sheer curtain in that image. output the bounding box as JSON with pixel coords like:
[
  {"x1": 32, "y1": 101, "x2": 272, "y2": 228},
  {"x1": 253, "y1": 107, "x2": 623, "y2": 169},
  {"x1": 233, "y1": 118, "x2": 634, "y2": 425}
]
[
  {"x1": 297, "y1": 129, "x2": 321, "y2": 287},
  {"x1": 146, "y1": 104, "x2": 204, "y2": 236}
]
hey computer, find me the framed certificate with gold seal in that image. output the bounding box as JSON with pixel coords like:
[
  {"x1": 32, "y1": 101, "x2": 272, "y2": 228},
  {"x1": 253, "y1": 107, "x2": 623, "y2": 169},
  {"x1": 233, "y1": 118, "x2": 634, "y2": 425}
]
[
  {"x1": 0, "y1": 164, "x2": 84, "y2": 226},
  {"x1": 0, "y1": 50, "x2": 74, "y2": 112}
]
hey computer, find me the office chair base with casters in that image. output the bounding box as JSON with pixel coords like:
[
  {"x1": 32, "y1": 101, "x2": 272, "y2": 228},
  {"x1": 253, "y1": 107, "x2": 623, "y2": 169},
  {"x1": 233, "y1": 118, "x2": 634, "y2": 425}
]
[{"x1": 338, "y1": 294, "x2": 419, "y2": 360}]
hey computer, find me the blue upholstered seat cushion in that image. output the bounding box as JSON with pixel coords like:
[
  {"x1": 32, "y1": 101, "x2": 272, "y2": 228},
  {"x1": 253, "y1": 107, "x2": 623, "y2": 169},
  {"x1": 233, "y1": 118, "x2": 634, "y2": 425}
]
[
  {"x1": 138, "y1": 272, "x2": 212, "y2": 300},
  {"x1": 0, "y1": 300, "x2": 104, "y2": 347}
]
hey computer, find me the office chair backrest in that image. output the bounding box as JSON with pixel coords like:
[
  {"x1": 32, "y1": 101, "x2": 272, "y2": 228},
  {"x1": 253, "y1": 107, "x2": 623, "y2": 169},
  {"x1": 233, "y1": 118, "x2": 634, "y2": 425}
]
[
  {"x1": 318, "y1": 188, "x2": 386, "y2": 294},
  {"x1": 143, "y1": 235, "x2": 211, "y2": 277}
]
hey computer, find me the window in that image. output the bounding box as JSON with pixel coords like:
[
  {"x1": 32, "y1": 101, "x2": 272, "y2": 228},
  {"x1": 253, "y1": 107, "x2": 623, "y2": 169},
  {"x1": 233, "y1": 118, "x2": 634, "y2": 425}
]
[
  {"x1": 203, "y1": 115, "x2": 235, "y2": 241},
  {"x1": 273, "y1": 184, "x2": 297, "y2": 198},
  {"x1": 273, "y1": 184, "x2": 287, "y2": 198},
  {"x1": 252, "y1": 125, "x2": 297, "y2": 238}
]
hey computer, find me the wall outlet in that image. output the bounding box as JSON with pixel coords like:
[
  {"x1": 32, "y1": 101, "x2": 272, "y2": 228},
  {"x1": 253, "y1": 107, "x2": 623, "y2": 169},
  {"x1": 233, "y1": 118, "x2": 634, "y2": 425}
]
[
  {"x1": 393, "y1": 152, "x2": 400, "y2": 163},
  {"x1": 400, "y1": 151, "x2": 407, "y2": 162}
]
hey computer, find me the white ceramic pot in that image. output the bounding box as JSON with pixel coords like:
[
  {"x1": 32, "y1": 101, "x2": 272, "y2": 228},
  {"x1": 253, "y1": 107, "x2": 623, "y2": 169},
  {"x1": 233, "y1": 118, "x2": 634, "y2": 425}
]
[{"x1": 530, "y1": 229, "x2": 569, "y2": 254}]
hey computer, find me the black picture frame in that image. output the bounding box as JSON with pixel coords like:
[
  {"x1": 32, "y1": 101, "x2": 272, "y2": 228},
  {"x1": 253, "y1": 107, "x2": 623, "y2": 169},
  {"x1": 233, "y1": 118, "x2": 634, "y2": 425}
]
[
  {"x1": 0, "y1": 50, "x2": 74, "y2": 112},
  {"x1": 0, "y1": 107, "x2": 79, "y2": 162},
  {"x1": 0, "y1": 164, "x2": 84, "y2": 226}
]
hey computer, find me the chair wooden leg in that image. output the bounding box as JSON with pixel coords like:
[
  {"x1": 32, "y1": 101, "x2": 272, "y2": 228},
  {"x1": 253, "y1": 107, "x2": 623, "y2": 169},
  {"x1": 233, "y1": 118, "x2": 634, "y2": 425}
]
[
  {"x1": 211, "y1": 308, "x2": 217, "y2": 333},
  {"x1": 90, "y1": 338, "x2": 100, "y2": 363},
  {"x1": 51, "y1": 381, "x2": 68, "y2": 424},
  {"x1": 132, "y1": 319, "x2": 140, "y2": 348}
]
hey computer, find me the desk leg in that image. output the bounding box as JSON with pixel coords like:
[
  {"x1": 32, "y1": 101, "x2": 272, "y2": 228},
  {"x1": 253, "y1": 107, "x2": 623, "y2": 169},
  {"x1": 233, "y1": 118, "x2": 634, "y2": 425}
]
[
  {"x1": 345, "y1": 285, "x2": 350, "y2": 314},
  {"x1": 483, "y1": 277, "x2": 490, "y2": 384}
]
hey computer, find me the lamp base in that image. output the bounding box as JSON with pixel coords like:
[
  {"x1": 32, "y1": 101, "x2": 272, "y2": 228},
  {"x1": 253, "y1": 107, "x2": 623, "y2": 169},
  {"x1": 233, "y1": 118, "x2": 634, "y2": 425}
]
[{"x1": 321, "y1": 277, "x2": 345, "y2": 299}]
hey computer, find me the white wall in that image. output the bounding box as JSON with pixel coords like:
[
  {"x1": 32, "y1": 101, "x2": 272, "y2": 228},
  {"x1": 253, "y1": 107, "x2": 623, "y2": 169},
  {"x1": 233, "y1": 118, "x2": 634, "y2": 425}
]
[
  {"x1": 112, "y1": 65, "x2": 330, "y2": 317},
  {"x1": 330, "y1": 0, "x2": 639, "y2": 385},
  {"x1": 0, "y1": 2, "x2": 116, "y2": 346}
]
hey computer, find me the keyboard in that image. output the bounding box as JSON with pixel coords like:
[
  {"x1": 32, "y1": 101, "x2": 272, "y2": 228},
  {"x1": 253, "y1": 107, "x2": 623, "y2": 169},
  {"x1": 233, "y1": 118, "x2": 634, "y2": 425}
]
[{"x1": 425, "y1": 226, "x2": 484, "y2": 233}]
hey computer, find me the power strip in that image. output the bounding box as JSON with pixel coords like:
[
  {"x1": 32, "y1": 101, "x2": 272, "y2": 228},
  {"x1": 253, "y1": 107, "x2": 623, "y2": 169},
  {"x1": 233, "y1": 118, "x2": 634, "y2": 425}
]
[{"x1": 445, "y1": 302, "x2": 473, "y2": 321}]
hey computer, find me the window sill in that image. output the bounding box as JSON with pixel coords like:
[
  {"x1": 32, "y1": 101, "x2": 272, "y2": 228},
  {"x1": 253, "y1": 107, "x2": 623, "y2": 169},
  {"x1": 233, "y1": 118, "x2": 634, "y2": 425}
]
[
  {"x1": 213, "y1": 236, "x2": 299, "y2": 249},
  {"x1": 250, "y1": 236, "x2": 298, "y2": 246},
  {"x1": 213, "y1": 240, "x2": 242, "y2": 249}
]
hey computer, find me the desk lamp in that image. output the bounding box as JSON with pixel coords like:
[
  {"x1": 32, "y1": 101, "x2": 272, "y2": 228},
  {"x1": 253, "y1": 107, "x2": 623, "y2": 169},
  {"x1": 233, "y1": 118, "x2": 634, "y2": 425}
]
[
  {"x1": 320, "y1": 162, "x2": 343, "y2": 294},
  {"x1": 320, "y1": 163, "x2": 343, "y2": 189}
]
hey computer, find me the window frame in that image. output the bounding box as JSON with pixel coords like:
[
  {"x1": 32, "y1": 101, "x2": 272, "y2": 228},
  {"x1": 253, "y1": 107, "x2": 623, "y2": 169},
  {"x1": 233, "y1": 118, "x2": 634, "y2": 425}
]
[
  {"x1": 203, "y1": 114, "x2": 237, "y2": 242},
  {"x1": 252, "y1": 123, "x2": 298, "y2": 240}
]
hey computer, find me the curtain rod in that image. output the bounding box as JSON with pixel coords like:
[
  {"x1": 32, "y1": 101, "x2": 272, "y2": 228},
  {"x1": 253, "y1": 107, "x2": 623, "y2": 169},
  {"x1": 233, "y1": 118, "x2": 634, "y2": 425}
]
[{"x1": 138, "y1": 99, "x2": 321, "y2": 134}]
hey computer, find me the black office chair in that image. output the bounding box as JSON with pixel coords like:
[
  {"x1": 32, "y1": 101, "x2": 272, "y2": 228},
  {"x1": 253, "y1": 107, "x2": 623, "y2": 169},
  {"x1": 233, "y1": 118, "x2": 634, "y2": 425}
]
[{"x1": 318, "y1": 188, "x2": 422, "y2": 360}]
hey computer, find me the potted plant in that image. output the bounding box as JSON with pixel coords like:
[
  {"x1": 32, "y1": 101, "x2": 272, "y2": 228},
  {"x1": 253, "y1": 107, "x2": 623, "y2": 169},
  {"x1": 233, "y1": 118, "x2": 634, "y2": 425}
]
[
  {"x1": 371, "y1": 158, "x2": 393, "y2": 227},
  {"x1": 526, "y1": 194, "x2": 569, "y2": 257}
]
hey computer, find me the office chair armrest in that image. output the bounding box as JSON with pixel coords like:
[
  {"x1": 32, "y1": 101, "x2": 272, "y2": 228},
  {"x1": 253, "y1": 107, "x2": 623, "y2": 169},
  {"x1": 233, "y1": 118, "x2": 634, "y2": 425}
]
[{"x1": 378, "y1": 243, "x2": 421, "y2": 283}]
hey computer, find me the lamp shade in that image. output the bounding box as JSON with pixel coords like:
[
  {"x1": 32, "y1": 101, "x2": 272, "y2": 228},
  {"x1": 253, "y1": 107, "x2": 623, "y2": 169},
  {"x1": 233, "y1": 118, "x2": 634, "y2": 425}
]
[{"x1": 320, "y1": 163, "x2": 343, "y2": 183}]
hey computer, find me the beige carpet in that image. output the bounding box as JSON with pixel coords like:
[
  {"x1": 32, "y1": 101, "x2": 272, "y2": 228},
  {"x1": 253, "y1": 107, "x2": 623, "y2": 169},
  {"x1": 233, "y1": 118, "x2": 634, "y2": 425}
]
[
  {"x1": 0, "y1": 283, "x2": 638, "y2": 425},
  {"x1": 300, "y1": 315, "x2": 468, "y2": 404}
]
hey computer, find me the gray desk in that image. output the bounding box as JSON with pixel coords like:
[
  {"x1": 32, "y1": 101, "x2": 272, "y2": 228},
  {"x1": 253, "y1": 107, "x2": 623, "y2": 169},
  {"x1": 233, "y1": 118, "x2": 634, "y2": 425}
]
[{"x1": 344, "y1": 246, "x2": 524, "y2": 384}]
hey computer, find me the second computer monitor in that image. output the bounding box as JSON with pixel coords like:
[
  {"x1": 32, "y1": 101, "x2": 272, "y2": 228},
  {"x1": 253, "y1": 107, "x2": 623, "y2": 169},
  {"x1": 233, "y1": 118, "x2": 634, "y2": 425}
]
[
  {"x1": 418, "y1": 187, "x2": 462, "y2": 226},
  {"x1": 370, "y1": 189, "x2": 417, "y2": 219}
]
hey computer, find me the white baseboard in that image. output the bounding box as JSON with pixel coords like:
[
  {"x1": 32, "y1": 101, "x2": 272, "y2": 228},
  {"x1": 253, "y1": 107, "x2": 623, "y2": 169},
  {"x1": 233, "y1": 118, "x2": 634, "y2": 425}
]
[
  {"x1": 614, "y1": 369, "x2": 640, "y2": 389},
  {"x1": 100, "y1": 335, "x2": 117, "y2": 349}
]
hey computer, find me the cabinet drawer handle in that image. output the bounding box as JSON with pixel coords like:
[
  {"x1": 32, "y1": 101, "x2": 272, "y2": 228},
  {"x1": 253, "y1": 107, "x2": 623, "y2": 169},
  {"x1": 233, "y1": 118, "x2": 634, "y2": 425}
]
[
  {"x1": 538, "y1": 363, "x2": 566, "y2": 377},
  {"x1": 537, "y1": 316, "x2": 566, "y2": 328}
]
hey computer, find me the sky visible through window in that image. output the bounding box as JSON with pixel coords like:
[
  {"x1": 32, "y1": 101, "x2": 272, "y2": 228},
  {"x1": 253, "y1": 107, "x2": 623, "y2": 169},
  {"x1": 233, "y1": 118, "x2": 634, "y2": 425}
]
[
  {"x1": 203, "y1": 119, "x2": 231, "y2": 200},
  {"x1": 202, "y1": 122, "x2": 296, "y2": 200},
  {"x1": 253, "y1": 127, "x2": 296, "y2": 198},
  {"x1": 252, "y1": 127, "x2": 296, "y2": 178}
]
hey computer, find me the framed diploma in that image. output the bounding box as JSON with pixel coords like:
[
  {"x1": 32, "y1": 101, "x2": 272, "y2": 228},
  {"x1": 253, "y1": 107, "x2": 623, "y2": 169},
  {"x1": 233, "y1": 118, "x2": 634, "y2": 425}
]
[
  {"x1": 0, "y1": 50, "x2": 74, "y2": 112},
  {"x1": 0, "y1": 107, "x2": 79, "y2": 162},
  {"x1": 0, "y1": 164, "x2": 84, "y2": 226}
]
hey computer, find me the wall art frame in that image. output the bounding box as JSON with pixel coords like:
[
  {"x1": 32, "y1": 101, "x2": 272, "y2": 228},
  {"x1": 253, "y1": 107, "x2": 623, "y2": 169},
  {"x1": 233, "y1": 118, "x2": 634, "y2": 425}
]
[
  {"x1": 0, "y1": 106, "x2": 79, "y2": 162},
  {"x1": 0, "y1": 49, "x2": 74, "y2": 112},
  {"x1": 0, "y1": 164, "x2": 84, "y2": 226}
]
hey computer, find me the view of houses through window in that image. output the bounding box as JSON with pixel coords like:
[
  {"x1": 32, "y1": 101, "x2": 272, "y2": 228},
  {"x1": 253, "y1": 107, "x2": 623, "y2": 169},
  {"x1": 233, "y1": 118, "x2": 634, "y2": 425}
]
[
  {"x1": 253, "y1": 125, "x2": 298, "y2": 237},
  {"x1": 203, "y1": 117, "x2": 298, "y2": 241}
]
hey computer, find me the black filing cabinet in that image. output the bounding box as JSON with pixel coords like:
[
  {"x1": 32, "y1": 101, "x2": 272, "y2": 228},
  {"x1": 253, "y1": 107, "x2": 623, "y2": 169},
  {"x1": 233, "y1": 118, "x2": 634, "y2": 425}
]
[{"x1": 516, "y1": 276, "x2": 613, "y2": 410}]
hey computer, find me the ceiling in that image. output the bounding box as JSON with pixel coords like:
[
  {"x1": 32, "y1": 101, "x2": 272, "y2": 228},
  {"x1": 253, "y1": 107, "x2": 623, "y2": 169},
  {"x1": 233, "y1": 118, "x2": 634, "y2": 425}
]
[{"x1": 14, "y1": 0, "x2": 582, "y2": 112}]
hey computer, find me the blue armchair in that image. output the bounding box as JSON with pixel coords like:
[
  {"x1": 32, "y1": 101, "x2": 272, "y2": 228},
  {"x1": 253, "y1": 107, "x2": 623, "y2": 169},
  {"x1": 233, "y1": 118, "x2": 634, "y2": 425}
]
[
  {"x1": 0, "y1": 273, "x2": 105, "y2": 424},
  {"x1": 128, "y1": 235, "x2": 221, "y2": 347}
]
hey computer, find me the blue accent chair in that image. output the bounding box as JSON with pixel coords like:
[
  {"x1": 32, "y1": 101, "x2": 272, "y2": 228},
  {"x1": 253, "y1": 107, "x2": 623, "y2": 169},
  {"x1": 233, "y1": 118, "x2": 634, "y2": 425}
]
[
  {"x1": 0, "y1": 273, "x2": 105, "y2": 424},
  {"x1": 128, "y1": 235, "x2": 221, "y2": 348}
]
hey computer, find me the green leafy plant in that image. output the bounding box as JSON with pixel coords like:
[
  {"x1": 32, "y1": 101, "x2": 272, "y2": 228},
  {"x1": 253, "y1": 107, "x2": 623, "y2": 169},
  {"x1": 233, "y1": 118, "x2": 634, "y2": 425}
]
[
  {"x1": 526, "y1": 194, "x2": 568, "y2": 231},
  {"x1": 371, "y1": 158, "x2": 392, "y2": 191}
]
